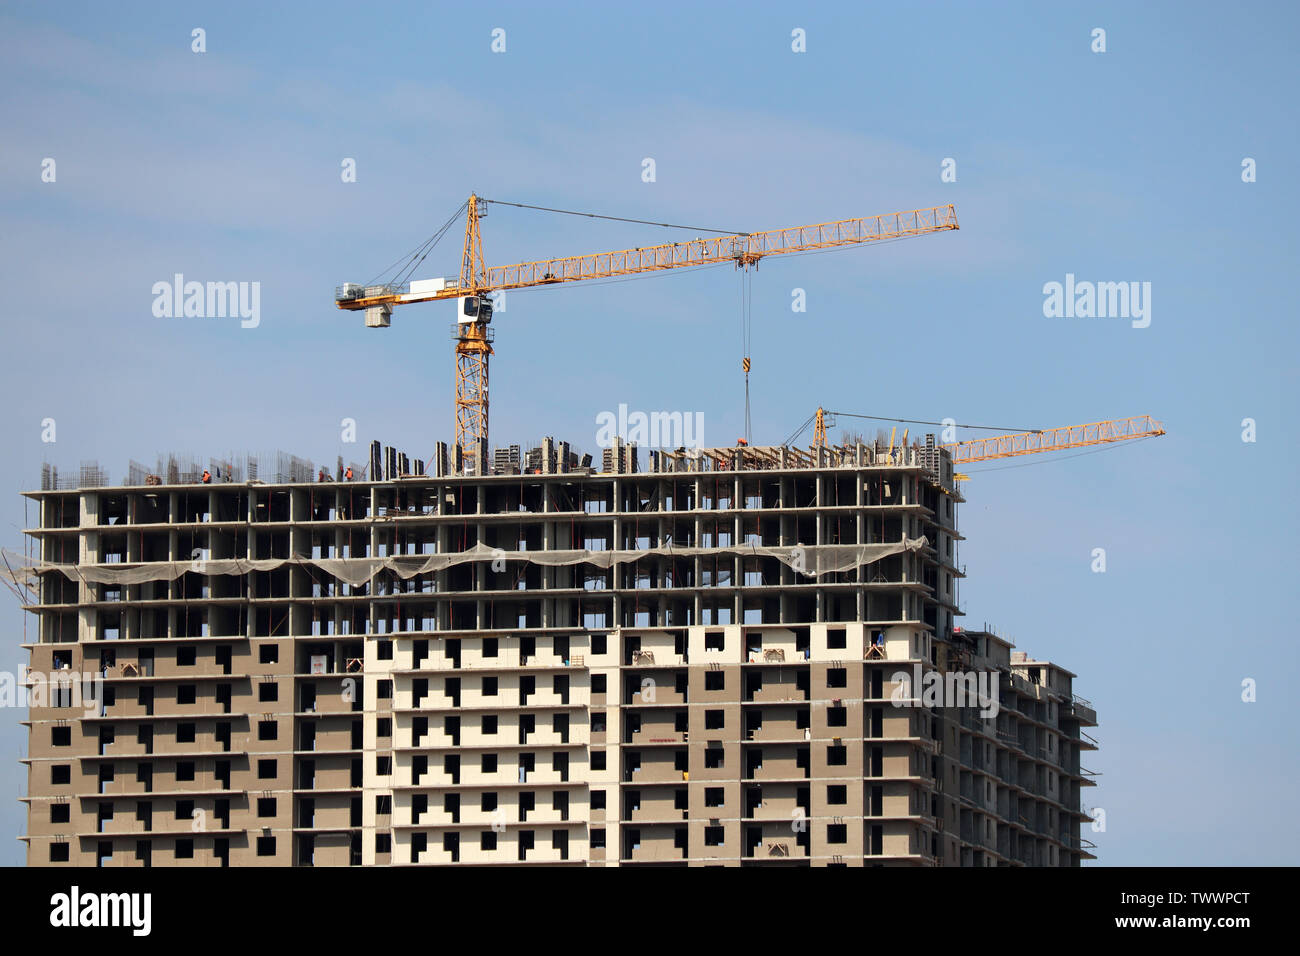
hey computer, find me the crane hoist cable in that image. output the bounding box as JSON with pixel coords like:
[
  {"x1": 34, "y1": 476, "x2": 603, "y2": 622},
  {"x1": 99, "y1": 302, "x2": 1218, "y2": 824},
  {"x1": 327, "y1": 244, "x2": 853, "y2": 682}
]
[{"x1": 741, "y1": 268, "x2": 753, "y2": 444}]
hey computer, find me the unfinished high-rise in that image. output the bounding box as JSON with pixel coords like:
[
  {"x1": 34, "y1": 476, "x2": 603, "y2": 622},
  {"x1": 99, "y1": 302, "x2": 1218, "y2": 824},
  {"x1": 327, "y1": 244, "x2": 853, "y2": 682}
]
[{"x1": 15, "y1": 438, "x2": 1097, "y2": 866}]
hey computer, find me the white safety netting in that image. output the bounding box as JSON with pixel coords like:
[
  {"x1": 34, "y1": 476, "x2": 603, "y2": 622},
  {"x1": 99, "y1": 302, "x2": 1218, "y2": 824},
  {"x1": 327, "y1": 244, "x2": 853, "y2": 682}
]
[{"x1": 0, "y1": 538, "x2": 926, "y2": 590}]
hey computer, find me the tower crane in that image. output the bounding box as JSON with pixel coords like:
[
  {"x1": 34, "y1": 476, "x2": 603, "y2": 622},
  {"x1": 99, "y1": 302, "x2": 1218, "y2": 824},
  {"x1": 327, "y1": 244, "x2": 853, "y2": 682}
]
[
  {"x1": 336, "y1": 194, "x2": 959, "y2": 473},
  {"x1": 942, "y1": 415, "x2": 1166, "y2": 468},
  {"x1": 804, "y1": 407, "x2": 1165, "y2": 476}
]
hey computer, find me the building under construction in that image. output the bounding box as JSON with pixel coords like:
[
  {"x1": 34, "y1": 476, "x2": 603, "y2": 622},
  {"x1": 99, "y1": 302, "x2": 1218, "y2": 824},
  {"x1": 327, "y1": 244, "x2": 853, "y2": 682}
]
[{"x1": 12, "y1": 430, "x2": 1099, "y2": 867}]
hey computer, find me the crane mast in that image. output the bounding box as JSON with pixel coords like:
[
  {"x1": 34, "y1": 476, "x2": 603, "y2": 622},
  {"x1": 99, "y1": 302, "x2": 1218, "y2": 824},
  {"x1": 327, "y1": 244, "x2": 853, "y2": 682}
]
[{"x1": 454, "y1": 195, "x2": 492, "y2": 465}]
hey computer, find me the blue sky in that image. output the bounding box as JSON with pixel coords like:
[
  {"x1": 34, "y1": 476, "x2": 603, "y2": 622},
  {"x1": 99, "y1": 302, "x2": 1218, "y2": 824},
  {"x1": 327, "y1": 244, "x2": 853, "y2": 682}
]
[{"x1": 1, "y1": 0, "x2": 1296, "y2": 865}]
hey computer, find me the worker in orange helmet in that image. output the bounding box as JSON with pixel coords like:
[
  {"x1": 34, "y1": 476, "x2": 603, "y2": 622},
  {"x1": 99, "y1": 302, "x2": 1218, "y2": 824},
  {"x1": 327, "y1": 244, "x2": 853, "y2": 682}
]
[
  {"x1": 201, "y1": 469, "x2": 211, "y2": 484},
  {"x1": 344, "y1": 466, "x2": 354, "y2": 481}
]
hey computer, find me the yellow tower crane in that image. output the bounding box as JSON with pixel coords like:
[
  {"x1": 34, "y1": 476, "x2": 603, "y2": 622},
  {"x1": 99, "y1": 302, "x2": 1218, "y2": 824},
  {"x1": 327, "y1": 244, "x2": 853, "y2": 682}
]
[
  {"x1": 807, "y1": 407, "x2": 1165, "y2": 476},
  {"x1": 336, "y1": 195, "x2": 959, "y2": 473},
  {"x1": 943, "y1": 415, "x2": 1166, "y2": 478}
]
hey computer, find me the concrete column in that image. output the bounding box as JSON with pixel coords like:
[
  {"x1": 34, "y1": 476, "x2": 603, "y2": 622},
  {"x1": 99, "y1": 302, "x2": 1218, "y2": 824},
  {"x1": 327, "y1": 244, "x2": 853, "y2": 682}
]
[
  {"x1": 732, "y1": 471, "x2": 742, "y2": 625},
  {"x1": 475, "y1": 522, "x2": 485, "y2": 630},
  {"x1": 244, "y1": 488, "x2": 255, "y2": 641},
  {"x1": 541, "y1": 487, "x2": 553, "y2": 629},
  {"x1": 815, "y1": 474, "x2": 824, "y2": 623},
  {"x1": 435, "y1": 514, "x2": 450, "y2": 632},
  {"x1": 693, "y1": 476, "x2": 703, "y2": 623},
  {"x1": 856, "y1": 470, "x2": 866, "y2": 621},
  {"x1": 611, "y1": 477, "x2": 623, "y2": 626}
]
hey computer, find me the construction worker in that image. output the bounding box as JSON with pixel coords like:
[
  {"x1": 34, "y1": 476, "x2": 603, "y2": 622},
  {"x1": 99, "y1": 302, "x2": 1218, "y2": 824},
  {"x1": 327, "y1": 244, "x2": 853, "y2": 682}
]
[
  {"x1": 344, "y1": 465, "x2": 354, "y2": 481},
  {"x1": 201, "y1": 469, "x2": 211, "y2": 484}
]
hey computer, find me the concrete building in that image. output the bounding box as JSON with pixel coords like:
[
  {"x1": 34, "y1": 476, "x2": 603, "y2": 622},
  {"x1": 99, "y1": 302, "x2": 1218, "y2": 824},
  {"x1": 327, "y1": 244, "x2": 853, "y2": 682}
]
[{"x1": 15, "y1": 437, "x2": 1097, "y2": 866}]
